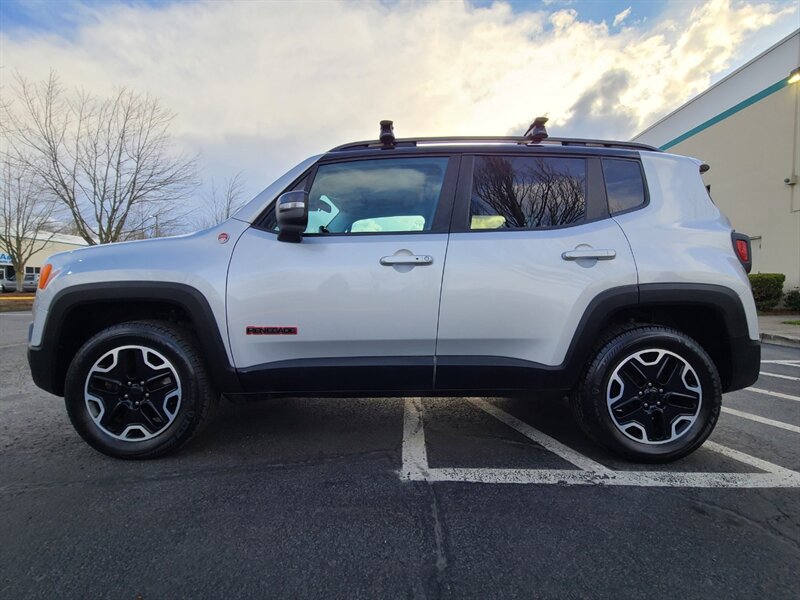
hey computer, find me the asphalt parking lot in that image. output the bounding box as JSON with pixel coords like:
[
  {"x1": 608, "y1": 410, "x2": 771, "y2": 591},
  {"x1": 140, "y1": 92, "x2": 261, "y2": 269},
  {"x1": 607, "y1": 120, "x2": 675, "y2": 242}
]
[{"x1": 1, "y1": 311, "x2": 799, "y2": 599}]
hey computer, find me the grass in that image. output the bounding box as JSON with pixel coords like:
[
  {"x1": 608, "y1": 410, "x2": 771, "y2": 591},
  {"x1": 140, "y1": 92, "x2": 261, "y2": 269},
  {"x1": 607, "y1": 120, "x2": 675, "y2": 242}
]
[{"x1": 782, "y1": 320, "x2": 800, "y2": 326}]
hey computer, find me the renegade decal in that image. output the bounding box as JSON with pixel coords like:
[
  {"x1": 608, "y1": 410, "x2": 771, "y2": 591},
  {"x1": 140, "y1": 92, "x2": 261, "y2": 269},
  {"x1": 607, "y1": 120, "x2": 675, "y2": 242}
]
[{"x1": 246, "y1": 326, "x2": 298, "y2": 335}]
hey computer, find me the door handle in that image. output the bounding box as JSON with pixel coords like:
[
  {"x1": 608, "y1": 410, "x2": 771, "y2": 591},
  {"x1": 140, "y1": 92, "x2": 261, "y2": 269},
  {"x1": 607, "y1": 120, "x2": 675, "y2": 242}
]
[
  {"x1": 561, "y1": 249, "x2": 616, "y2": 261},
  {"x1": 380, "y1": 255, "x2": 433, "y2": 266}
]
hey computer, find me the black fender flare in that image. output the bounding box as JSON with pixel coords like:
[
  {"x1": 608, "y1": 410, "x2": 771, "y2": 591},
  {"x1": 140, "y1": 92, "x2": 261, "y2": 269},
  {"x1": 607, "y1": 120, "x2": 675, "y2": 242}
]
[
  {"x1": 28, "y1": 281, "x2": 241, "y2": 396},
  {"x1": 565, "y1": 282, "x2": 757, "y2": 391}
]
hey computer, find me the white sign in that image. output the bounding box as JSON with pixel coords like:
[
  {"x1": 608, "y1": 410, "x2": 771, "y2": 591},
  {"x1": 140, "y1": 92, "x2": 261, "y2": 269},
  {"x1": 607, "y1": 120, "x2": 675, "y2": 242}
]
[{"x1": 0, "y1": 252, "x2": 13, "y2": 265}]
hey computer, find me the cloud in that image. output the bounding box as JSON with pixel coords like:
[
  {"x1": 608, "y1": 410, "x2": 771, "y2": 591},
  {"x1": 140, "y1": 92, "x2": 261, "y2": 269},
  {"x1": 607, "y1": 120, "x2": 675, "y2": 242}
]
[
  {"x1": 559, "y1": 69, "x2": 639, "y2": 138},
  {"x1": 613, "y1": 6, "x2": 632, "y2": 27},
  {"x1": 1, "y1": 0, "x2": 796, "y2": 208}
]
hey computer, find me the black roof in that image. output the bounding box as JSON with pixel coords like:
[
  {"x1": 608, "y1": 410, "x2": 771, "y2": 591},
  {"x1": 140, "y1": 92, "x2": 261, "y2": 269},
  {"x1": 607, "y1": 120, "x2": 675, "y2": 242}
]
[{"x1": 329, "y1": 136, "x2": 660, "y2": 154}]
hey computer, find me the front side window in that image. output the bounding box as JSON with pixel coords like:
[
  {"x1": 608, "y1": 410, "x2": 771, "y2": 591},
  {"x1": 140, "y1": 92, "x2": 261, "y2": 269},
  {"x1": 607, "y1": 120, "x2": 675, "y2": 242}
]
[
  {"x1": 469, "y1": 156, "x2": 587, "y2": 230},
  {"x1": 602, "y1": 159, "x2": 646, "y2": 214},
  {"x1": 304, "y1": 157, "x2": 449, "y2": 234}
]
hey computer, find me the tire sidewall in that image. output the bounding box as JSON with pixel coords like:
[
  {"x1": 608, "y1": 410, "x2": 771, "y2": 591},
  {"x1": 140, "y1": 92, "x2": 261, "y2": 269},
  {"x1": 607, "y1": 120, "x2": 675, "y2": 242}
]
[
  {"x1": 584, "y1": 329, "x2": 721, "y2": 462},
  {"x1": 65, "y1": 323, "x2": 202, "y2": 458}
]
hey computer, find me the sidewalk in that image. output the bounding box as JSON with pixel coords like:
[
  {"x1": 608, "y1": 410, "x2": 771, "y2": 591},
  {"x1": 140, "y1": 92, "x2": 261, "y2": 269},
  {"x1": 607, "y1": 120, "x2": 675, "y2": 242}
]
[{"x1": 758, "y1": 314, "x2": 800, "y2": 348}]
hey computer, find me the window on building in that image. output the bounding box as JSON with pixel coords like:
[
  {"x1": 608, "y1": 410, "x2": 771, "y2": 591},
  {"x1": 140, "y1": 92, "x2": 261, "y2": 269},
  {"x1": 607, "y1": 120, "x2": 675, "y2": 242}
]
[
  {"x1": 469, "y1": 156, "x2": 587, "y2": 229},
  {"x1": 602, "y1": 159, "x2": 646, "y2": 214}
]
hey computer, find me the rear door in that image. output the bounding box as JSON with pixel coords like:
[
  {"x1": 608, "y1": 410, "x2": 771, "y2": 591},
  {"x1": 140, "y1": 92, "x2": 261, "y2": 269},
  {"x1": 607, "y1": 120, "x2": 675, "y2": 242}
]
[
  {"x1": 435, "y1": 153, "x2": 639, "y2": 391},
  {"x1": 226, "y1": 154, "x2": 459, "y2": 393}
]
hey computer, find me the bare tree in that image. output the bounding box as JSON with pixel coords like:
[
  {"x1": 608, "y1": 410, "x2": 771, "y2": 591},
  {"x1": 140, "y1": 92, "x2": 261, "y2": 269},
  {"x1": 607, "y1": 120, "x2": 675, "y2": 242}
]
[
  {"x1": 194, "y1": 171, "x2": 246, "y2": 230},
  {"x1": 2, "y1": 72, "x2": 197, "y2": 245},
  {"x1": 0, "y1": 154, "x2": 57, "y2": 291}
]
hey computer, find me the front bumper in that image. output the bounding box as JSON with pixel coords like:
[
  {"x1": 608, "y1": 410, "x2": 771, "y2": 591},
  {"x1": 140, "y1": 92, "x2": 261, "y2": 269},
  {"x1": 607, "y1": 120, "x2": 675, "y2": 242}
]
[{"x1": 28, "y1": 342, "x2": 63, "y2": 397}]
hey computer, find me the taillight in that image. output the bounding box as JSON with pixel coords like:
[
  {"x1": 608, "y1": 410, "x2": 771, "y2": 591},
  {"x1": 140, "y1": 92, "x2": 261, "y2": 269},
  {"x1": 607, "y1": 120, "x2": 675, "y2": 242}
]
[
  {"x1": 731, "y1": 233, "x2": 752, "y2": 274},
  {"x1": 735, "y1": 239, "x2": 749, "y2": 263}
]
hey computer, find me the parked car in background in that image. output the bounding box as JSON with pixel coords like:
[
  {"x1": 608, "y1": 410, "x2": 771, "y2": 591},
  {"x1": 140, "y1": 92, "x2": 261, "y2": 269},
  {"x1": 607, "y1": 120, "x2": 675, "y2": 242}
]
[{"x1": 1, "y1": 272, "x2": 38, "y2": 292}]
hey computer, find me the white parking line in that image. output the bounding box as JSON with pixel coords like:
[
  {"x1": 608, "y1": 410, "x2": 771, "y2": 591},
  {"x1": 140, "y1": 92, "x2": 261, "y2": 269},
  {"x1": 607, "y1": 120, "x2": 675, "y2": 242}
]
[
  {"x1": 722, "y1": 407, "x2": 800, "y2": 434},
  {"x1": 746, "y1": 387, "x2": 800, "y2": 402},
  {"x1": 760, "y1": 360, "x2": 800, "y2": 368},
  {"x1": 759, "y1": 371, "x2": 800, "y2": 382},
  {"x1": 400, "y1": 398, "x2": 430, "y2": 480},
  {"x1": 400, "y1": 398, "x2": 800, "y2": 488},
  {"x1": 466, "y1": 398, "x2": 612, "y2": 474}
]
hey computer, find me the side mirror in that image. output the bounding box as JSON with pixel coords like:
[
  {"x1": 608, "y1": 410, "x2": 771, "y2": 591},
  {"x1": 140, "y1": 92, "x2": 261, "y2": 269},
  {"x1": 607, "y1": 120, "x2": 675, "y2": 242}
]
[{"x1": 276, "y1": 190, "x2": 308, "y2": 243}]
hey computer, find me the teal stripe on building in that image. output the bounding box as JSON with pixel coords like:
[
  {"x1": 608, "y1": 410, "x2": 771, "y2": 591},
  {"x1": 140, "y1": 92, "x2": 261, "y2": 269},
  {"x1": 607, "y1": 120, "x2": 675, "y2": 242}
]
[{"x1": 660, "y1": 78, "x2": 789, "y2": 151}]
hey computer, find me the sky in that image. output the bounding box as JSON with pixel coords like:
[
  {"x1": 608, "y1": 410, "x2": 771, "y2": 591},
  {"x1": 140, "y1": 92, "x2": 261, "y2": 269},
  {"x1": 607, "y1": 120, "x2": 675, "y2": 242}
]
[{"x1": 1, "y1": 0, "x2": 799, "y2": 206}]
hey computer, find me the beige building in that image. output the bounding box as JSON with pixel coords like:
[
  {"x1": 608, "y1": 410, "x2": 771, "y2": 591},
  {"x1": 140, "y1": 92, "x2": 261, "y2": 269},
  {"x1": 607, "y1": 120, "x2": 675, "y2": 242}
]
[
  {"x1": 633, "y1": 30, "x2": 800, "y2": 291},
  {"x1": 0, "y1": 232, "x2": 88, "y2": 289}
]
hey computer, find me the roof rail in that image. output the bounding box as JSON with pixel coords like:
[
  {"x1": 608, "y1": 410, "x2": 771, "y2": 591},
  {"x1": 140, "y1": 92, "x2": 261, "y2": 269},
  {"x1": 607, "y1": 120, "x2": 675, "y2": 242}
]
[{"x1": 329, "y1": 136, "x2": 661, "y2": 153}]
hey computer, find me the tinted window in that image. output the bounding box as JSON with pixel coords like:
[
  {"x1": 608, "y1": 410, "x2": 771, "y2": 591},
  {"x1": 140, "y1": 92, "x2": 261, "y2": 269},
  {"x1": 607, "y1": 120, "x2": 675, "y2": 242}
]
[
  {"x1": 305, "y1": 157, "x2": 448, "y2": 234},
  {"x1": 469, "y1": 156, "x2": 586, "y2": 229},
  {"x1": 602, "y1": 159, "x2": 646, "y2": 214}
]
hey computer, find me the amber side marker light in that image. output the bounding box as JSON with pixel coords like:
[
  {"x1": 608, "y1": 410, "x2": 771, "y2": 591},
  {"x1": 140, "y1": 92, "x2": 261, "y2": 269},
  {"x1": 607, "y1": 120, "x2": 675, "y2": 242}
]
[{"x1": 38, "y1": 264, "x2": 54, "y2": 290}]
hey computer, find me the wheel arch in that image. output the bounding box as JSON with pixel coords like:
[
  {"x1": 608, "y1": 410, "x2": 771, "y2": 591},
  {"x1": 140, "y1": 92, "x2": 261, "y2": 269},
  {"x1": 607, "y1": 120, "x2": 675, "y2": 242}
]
[
  {"x1": 566, "y1": 283, "x2": 759, "y2": 393},
  {"x1": 29, "y1": 282, "x2": 241, "y2": 396}
]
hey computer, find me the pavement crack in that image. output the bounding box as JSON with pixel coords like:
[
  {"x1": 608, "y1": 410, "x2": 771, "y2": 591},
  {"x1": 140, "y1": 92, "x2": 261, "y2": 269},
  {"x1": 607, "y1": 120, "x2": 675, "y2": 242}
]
[{"x1": 427, "y1": 482, "x2": 449, "y2": 596}]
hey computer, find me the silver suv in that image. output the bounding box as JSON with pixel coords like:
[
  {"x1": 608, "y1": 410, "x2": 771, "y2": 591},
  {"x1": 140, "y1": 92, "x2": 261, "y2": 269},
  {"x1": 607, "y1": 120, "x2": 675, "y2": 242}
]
[{"x1": 27, "y1": 120, "x2": 760, "y2": 461}]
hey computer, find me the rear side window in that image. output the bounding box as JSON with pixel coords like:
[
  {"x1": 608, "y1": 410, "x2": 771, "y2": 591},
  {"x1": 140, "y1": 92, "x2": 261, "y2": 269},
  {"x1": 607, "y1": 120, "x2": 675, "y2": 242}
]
[
  {"x1": 602, "y1": 159, "x2": 646, "y2": 214},
  {"x1": 469, "y1": 156, "x2": 586, "y2": 229}
]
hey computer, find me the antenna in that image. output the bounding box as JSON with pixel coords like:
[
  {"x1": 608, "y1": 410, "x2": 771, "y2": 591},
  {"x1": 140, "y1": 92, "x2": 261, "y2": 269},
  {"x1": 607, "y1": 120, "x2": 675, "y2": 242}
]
[
  {"x1": 379, "y1": 120, "x2": 396, "y2": 147},
  {"x1": 524, "y1": 117, "x2": 549, "y2": 143}
]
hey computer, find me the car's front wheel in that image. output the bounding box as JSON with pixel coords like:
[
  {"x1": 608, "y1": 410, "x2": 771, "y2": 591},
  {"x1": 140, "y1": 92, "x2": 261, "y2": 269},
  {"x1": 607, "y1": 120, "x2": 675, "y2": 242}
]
[
  {"x1": 65, "y1": 321, "x2": 217, "y2": 459},
  {"x1": 570, "y1": 325, "x2": 722, "y2": 463}
]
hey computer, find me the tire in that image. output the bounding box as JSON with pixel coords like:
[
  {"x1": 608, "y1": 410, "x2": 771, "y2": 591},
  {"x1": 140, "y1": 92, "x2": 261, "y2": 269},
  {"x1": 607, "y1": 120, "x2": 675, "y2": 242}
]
[
  {"x1": 570, "y1": 325, "x2": 721, "y2": 463},
  {"x1": 64, "y1": 321, "x2": 217, "y2": 459}
]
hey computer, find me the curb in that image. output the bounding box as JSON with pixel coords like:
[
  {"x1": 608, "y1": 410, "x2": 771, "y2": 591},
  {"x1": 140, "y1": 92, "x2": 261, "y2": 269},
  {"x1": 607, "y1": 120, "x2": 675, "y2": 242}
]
[{"x1": 761, "y1": 333, "x2": 800, "y2": 348}]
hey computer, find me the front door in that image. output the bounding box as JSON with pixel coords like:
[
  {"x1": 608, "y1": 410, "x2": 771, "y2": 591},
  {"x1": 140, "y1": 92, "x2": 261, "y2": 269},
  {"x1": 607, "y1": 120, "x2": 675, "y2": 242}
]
[{"x1": 226, "y1": 155, "x2": 458, "y2": 393}]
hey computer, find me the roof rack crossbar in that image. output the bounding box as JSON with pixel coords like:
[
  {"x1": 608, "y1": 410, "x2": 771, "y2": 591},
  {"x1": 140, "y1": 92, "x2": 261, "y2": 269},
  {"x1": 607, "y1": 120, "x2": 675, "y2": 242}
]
[{"x1": 329, "y1": 136, "x2": 660, "y2": 153}]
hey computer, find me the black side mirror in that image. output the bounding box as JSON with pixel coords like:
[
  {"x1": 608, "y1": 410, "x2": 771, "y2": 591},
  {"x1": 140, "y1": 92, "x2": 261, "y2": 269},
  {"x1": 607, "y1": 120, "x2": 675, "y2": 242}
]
[{"x1": 276, "y1": 190, "x2": 308, "y2": 243}]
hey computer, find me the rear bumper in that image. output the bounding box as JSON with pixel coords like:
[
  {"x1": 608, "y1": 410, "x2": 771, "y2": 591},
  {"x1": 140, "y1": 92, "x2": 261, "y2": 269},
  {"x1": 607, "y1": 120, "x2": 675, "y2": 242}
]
[{"x1": 725, "y1": 336, "x2": 761, "y2": 393}]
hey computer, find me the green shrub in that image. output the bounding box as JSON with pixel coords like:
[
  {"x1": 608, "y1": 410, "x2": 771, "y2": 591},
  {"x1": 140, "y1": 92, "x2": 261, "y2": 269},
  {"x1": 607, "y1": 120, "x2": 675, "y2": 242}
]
[
  {"x1": 785, "y1": 288, "x2": 800, "y2": 312},
  {"x1": 749, "y1": 273, "x2": 785, "y2": 311}
]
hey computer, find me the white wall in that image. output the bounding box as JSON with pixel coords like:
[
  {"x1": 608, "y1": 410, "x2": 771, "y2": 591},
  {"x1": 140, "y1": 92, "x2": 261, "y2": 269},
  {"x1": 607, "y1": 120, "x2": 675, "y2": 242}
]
[{"x1": 634, "y1": 30, "x2": 799, "y2": 150}]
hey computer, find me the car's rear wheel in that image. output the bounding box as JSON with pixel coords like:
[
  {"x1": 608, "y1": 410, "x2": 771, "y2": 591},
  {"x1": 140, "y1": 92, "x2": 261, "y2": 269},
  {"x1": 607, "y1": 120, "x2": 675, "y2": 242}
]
[
  {"x1": 570, "y1": 325, "x2": 721, "y2": 463},
  {"x1": 65, "y1": 321, "x2": 217, "y2": 459}
]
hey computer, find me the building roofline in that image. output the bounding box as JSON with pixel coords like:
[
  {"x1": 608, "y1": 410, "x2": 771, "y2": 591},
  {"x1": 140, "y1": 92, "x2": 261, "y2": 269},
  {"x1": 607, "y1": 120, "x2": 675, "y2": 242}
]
[{"x1": 632, "y1": 28, "x2": 799, "y2": 141}]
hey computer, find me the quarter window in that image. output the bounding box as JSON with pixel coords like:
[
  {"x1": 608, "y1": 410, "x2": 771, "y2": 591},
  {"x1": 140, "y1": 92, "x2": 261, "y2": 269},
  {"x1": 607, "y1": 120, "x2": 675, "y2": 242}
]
[
  {"x1": 469, "y1": 156, "x2": 587, "y2": 229},
  {"x1": 602, "y1": 159, "x2": 646, "y2": 214}
]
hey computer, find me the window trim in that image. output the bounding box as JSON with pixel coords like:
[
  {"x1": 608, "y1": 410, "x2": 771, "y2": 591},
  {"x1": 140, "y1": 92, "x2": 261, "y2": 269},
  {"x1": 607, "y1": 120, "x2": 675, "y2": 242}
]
[
  {"x1": 450, "y1": 153, "x2": 608, "y2": 234},
  {"x1": 252, "y1": 153, "x2": 461, "y2": 237},
  {"x1": 599, "y1": 157, "x2": 651, "y2": 217}
]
